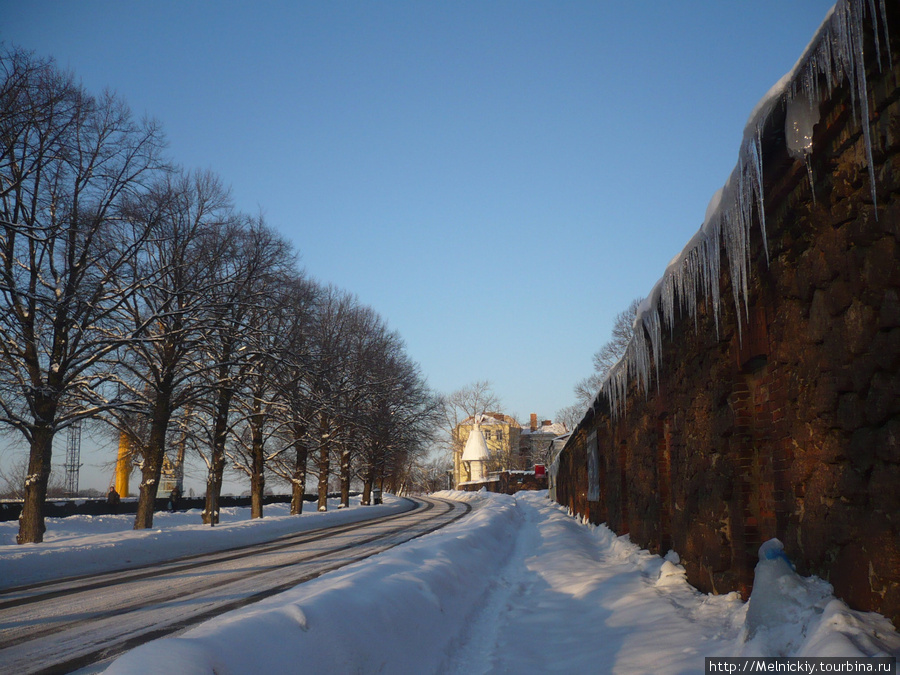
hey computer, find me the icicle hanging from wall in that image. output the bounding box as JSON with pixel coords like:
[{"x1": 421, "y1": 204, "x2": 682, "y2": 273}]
[{"x1": 597, "y1": 0, "x2": 891, "y2": 421}]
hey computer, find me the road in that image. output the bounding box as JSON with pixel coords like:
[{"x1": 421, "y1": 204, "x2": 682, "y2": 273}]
[{"x1": 0, "y1": 496, "x2": 470, "y2": 674}]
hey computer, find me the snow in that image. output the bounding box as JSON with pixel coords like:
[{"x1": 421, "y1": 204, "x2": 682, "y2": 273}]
[
  {"x1": 7, "y1": 490, "x2": 888, "y2": 673},
  {"x1": 593, "y1": 0, "x2": 892, "y2": 418},
  {"x1": 457, "y1": 476, "x2": 500, "y2": 485},
  {"x1": 460, "y1": 426, "x2": 490, "y2": 462},
  {"x1": 0, "y1": 496, "x2": 406, "y2": 589},
  {"x1": 521, "y1": 422, "x2": 568, "y2": 436},
  {"x1": 461, "y1": 413, "x2": 519, "y2": 428}
]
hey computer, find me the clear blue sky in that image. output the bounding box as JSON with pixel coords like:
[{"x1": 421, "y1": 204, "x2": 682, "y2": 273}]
[{"x1": 3, "y1": 1, "x2": 835, "y2": 486}]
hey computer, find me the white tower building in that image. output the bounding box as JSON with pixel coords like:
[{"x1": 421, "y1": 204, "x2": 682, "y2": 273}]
[{"x1": 461, "y1": 425, "x2": 490, "y2": 482}]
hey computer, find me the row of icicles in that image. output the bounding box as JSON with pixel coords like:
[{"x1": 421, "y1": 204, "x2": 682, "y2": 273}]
[{"x1": 596, "y1": 0, "x2": 892, "y2": 420}]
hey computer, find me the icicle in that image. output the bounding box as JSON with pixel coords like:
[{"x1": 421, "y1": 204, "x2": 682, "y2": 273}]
[
  {"x1": 785, "y1": 89, "x2": 821, "y2": 204},
  {"x1": 867, "y1": 0, "x2": 886, "y2": 71},
  {"x1": 751, "y1": 127, "x2": 767, "y2": 263},
  {"x1": 594, "y1": 0, "x2": 891, "y2": 421},
  {"x1": 849, "y1": 0, "x2": 878, "y2": 212},
  {"x1": 645, "y1": 308, "x2": 662, "y2": 391},
  {"x1": 806, "y1": 162, "x2": 817, "y2": 205},
  {"x1": 878, "y1": 0, "x2": 891, "y2": 65}
]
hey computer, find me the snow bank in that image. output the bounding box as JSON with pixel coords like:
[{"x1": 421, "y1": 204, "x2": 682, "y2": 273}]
[
  {"x1": 524, "y1": 493, "x2": 749, "y2": 672},
  {"x1": 740, "y1": 538, "x2": 900, "y2": 659},
  {"x1": 0, "y1": 496, "x2": 408, "y2": 589},
  {"x1": 571, "y1": 502, "x2": 900, "y2": 663},
  {"x1": 104, "y1": 491, "x2": 522, "y2": 675},
  {"x1": 100, "y1": 491, "x2": 898, "y2": 673}
]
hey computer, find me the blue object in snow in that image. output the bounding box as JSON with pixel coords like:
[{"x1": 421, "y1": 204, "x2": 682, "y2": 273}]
[{"x1": 764, "y1": 545, "x2": 794, "y2": 569}]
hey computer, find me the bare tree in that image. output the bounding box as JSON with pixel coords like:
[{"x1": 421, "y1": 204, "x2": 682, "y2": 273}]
[
  {"x1": 400, "y1": 454, "x2": 452, "y2": 495},
  {"x1": 572, "y1": 372, "x2": 603, "y2": 411},
  {"x1": 0, "y1": 455, "x2": 66, "y2": 499},
  {"x1": 112, "y1": 169, "x2": 234, "y2": 530},
  {"x1": 346, "y1": 334, "x2": 439, "y2": 504},
  {"x1": 554, "y1": 403, "x2": 583, "y2": 432},
  {"x1": 191, "y1": 216, "x2": 296, "y2": 524},
  {"x1": 334, "y1": 305, "x2": 394, "y2": 509},
  {"x1": 439, "y1": 380, "x2": 501, "y2": 485},
  {"x1": 592, "y1": 297, "x2": 644, "y2": 379},
  {"x1": 301, "y1": 286, "x2": 363, "y2": 512},
  {"x1": 573, "y1": 297, "x2": 643, "y2": 409},
  {"x1": 367, "y1": 365, "x2": 441, "y2": 500},
  {"x1": 267, "y1": 277, "x2": 320, "y2": 515},
  {"x1": 0, "y1": 49, "x2": 165, "y2": 542},
  {"x1": 440, "y1": 380, "x2": 501, "y2": 445},
  {"x1": 227, "y1": 274, "x2": 304, "y2": 519}
]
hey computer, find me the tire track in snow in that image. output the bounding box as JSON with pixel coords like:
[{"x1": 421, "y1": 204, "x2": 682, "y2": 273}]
[
  {"x1": 0, "y1": 497, "x2": 470, "y2": 674},
  {"x1": 439, "y1": 494, "x2": 536, "y2": 675}
]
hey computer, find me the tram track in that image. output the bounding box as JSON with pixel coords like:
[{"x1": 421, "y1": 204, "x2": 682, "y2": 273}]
[{"x1": 0, "y1": 496, "x2": 470, "y2": 674}]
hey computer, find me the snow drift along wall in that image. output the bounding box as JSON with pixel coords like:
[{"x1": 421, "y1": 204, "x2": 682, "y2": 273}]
[{"x1": 556, "y1": 0, "x2": 900, "y2": 628}]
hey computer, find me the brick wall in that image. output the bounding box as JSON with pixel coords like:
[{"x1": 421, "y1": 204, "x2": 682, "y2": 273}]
[{"x1": 556, "y1": 3, "x2": 900, "y2": 626}]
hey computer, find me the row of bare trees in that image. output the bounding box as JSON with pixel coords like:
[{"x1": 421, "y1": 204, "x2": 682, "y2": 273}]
[{"x1": 0, "y1": 47, "x2": 439, "y2": 544}]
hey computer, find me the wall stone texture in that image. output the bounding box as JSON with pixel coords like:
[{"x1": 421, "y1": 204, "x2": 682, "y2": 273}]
[{"x1": 556, "y1": 4, "x2": 900, "y2": 627}]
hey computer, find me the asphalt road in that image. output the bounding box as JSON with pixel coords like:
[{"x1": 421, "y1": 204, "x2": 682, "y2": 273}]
[{"x1": 0, "y1": 496, "x2": 470, "y2": 674}]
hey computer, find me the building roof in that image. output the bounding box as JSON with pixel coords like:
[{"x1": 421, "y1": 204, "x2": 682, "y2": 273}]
[
  {"x1": 461, "y1": 426, "x2": 490, "y2": 462},
  {"x1": 460, "y1": 412, "x2": 521, "y2": 428},
  {"x1": 522, "y1": 422, "x2": 568, "y2": 437}
]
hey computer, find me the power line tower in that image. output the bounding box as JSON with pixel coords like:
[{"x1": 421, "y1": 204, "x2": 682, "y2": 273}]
[{"x1": 64, "y1": 422, "x2": 82, "y2": 497}]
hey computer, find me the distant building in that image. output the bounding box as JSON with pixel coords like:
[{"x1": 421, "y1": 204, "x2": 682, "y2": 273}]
[
  {"x1": 159, "y1": 456, "x2": 177, "y2": 497},
  {"x1": 519, "y1": 413, "x2": 568, "y2": 468},
  {"x1": 452, "y1": 412, "x2": 568, "y2": 489},
  {"x1": 452, "y1": 412, "x2": 521, "y2": 488},
  {"x1": 460, "y1": 425, "x2": 491, "y2": 485}
]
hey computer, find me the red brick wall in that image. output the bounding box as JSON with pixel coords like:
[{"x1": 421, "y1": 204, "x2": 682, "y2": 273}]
[{"x1": 556, "y1": 5, "x2": 900, "y2": 626}]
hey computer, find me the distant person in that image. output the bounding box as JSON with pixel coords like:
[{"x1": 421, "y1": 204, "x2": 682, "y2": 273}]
[
  {"x1": 168, "y1": 486, "x2": 180, "y2": 512},
  {"x1": 107, "y1": 486, "x2": 120, "y2": 514}
]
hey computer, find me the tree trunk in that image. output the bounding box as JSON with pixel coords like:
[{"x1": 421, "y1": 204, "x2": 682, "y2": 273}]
[
  {"x1": 339, "y1": 441, "x2": 351, "y2": 509},
  {"x1": 204, "y1": 472, "x2": 222, "y2": 526},
  {"x1": 134, "y1": 452, "x2": 162, "y2": 530},
  {"x1": 317, "y1": 414, "x2": 329, "y2": 512},
  {"x1": 361, "y1": 459, "x2": 376, "y2": 506},
  {"x1": 361, "y1": 479, "x2": 372, "y2": 506},
  {"x1": 377, "y1": 460, "x2": 387, "y2": 499},
  {"x1": 134, "y1": 392, "x2": 173, "y2": 530},
  {"x1": 250, "y1": 409, "x2": 265, "y2": 519},
  {"x1": 17, "y1": 424, "x2": 55, "y2": 544},
  {"x1": 203, "y1": 443, "x2": 226, "y2": 526},
  {"x1": 203, "y1": 387, "x2": 233, "y2": 525},
  {"x1": 290, "y1": 423, "x2": 308, "y2": 515}
]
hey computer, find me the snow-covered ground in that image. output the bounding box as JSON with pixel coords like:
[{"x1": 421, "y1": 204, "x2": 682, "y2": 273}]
[
  {"x1": 2, "y1": 491, "x2": 898, "y2": 673},
  {"x1": 0, "y1": 496, "x2": 408, "y2": 589}
]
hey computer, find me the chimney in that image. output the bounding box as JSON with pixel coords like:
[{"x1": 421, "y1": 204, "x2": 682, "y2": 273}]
[
  {"x1": 530, "y1": 413, "x2": 537, "y2": 432},
  {"x1": 542, "y1": 420, "x2": 552, "y2": 428}
]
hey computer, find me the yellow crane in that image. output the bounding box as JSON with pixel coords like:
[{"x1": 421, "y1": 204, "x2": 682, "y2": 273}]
[{"x1": 114, "y1": 432, "x2": 131, "y2": 497}]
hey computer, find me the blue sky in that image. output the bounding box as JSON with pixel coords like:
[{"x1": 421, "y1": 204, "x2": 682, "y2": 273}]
[{"x1": 3, "y1": 2, "x2": 835, "y2": 484}]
